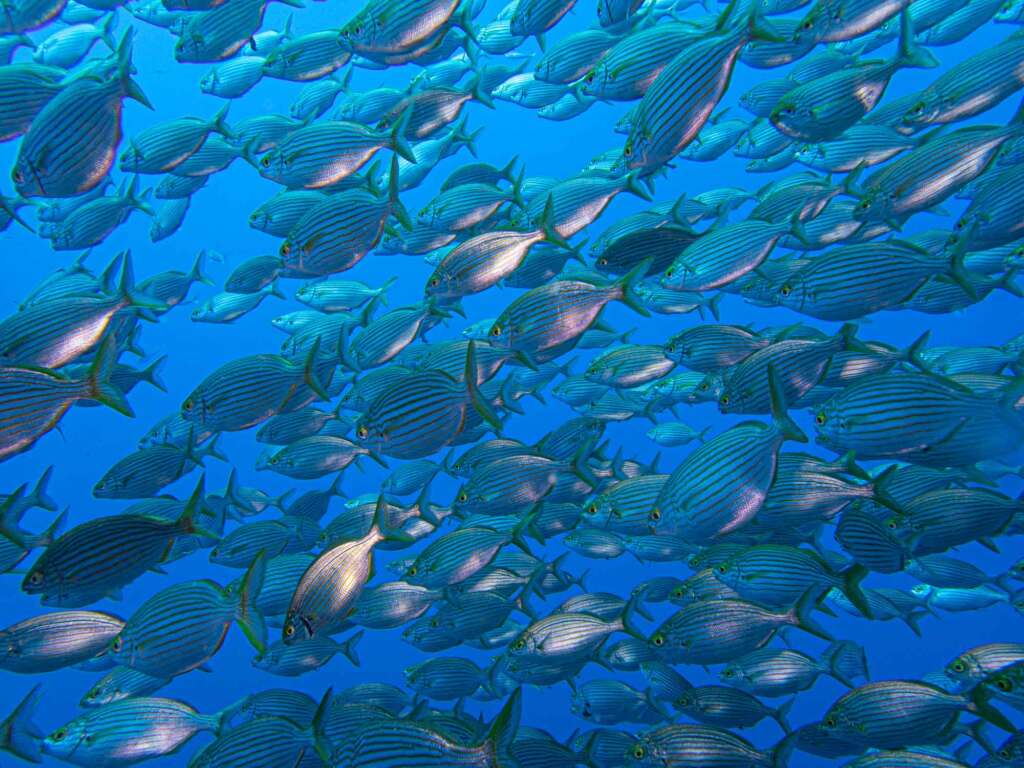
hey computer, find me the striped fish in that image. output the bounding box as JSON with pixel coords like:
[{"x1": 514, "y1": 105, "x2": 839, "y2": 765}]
[
  {"x1": 663, "y1": 324, "x2": 770, "y2": 373},
  {"x1": 280, "y1": 163, "x2": 409, "y2": 277},
  {"x1": 210, "y1": 517, "x2": 317, "y2": 568},
  {"x1": 621, "y1": 3, "x2": 780, "y2": 175},
  {"x1": 22, "y1": 480, "x2": 209, "y2": 607},
  {"x1": 295, "y1": 276, "x2": 395, "y2": 313},
  {"x1": 405, "y1": 656, "x2": 484, "y2": 700},
  {"x1": 199, "y1": 55, "x2": 265, "y2": 98},
  {"x1": 348, "y1": 580, "x2": 439, "y2": 629},
  {"x1": 535, "y1": 28, "x2": 617, "y2": 85},
  {"x1": 488, "y1": 262, "x2": 650, "y2": 359},
  {"x1": 794, "y1": 125, "x2": 918, "y2": 173},
  {"x1": 262, "y1": 29, "x2": 350, "y2": 81},
  {"x1": 850, "y1": 113, "x2": 1024, "y2": 225},
  {"x1": 777, "y1": 241, "x2": 971, "y2": 320},
  {"x1": 189, "y1": 691, "x2": 332, "y2": 767},
  {"x1": 0, "y1": 610, "x2": 123, "y2": 673},
  {"x1": 14, "y1": 31, "x2": 150, "y2": 198},
  {"x1": 403, "y1": 523, "x2": 529, "y2": 590},
  {"x1": 623, "y1": 723, "x2": 778, "y2": 767},
  {"x1": 794, "y1": 0, "x2": 911, "y2": 43},
  {"x1": 43, "y1": 697, "x2": 223, "y2": 766},
  {"x1": 821, "y1": 680, "x2": 1013, "y2": 748},
  {"x1": 258, "y1": 117, "x2": 412, "y2": 189},
  {"x1": 813, "y1": 371, "x2": 1024, "y2": 466},
  {"x1": 672, "y1": 685, "x2": 790, "y2": 732},
  {"x1": 583, "y1": 474, "x2": 668, "y2": 535},
  {"x1": 648, "y1": 594, "x2": 830, "y2": 666},
  {"x1": 110, "y1": 554, "x2": 265, "y2": 677},
  {"x1": 253, "y1": 632, "x2": 362, "y2": 675},
  {"x1": 890, "y1": 486, "x2": 1021, "y2": 555},
  {"x1": 93, "y1": 435, "x2": 223, "y2": 499},
  {"x1": 182, "y1": 343, "x2": 329, "y2": 433},
  {"x1": 717, "y1": 324, "x2": 859, "y2": 413},
  {"x1": 655, "y1": 369, "x2": 807, "y2": 541},
  {"x1": 80, "y1": 665, "x2": 171, "y2": 706},
  {"x1": 344, "y1": 301, "x2": 449, "y2": 371},
  {"x1": 585, "y1": 344, "x2": 675, "y2": 389},
  {"x1": 120, "y1": 104, "x2": 231, "y2": 174},
  {"x1": 175, "y1": 0, "x2": 301, "y2": 63},
  {"x1": 257, "y1": 435, "x2": 377, "y2": 480},
  {"x1": 944, "y1": 642, "x2": 1024, "y2": 691},
  {"x1": 249, "y1": 190, "x2": 326, "y2": 236},
  {"x1": 283, "y1": 499, "x2": 393, "y2": 642},
  {"x1": 339, "y1": 689, "x2": 520, "y2": 767},
  {"x1": 726, "y1": 641, "x2": 868, "y2": 697},
  {"x1": 340, "y1": 0, "x2": 462, "y2": 56}
]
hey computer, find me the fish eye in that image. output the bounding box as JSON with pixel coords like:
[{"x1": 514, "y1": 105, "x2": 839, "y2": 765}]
[
  {"x1": 260, "y1": 155, "x2": 271, "y2": 168},
  {"x1": 51, "y1": 728, "x2": 67, "y2": 742},
  {"x1": 587, "y1": 503, "x2": 598, "y2": 515},
  {"x1": 457, "y1": 492, "x2": 468, "y2": 503},
  {"x1": 951, "y1": 661, "x2": 966, "y2": 673},
  {"x1": 490, "y1": 325, "x2": 502, "y2": 337},
  {"x1": 512, "y1": 639, "x2": 525, "y2": 650},
  {"x1": 996, "y1": 677, "x2": 1014, "y2": 692},
  {"x1": 824, "y1": 716, "x2": 837, "y2": 728},
  {"x1": 719, "y1": 395, "x2": 729, "y2": 406},
  {"x1": 183, "y1": 399, "x2": 193, "y2": 411},
  {"x1": 699, "y1": 382, "x2": 708, "y2": 391},
  {"x1": 722, "y1": 669, "x2": 734, "y2": 677},
  {"x1": 357, "y1": 426, "x2": 369, "y2": 439},
  {"x1": 284, "y1": 624, "x2": 295, "y2": 638},
  {"x1": 28, "y1": 571, "x2": 43, "y2": 586},
  {"x1": 802, "y1": 19, "x2": 813, "y2": 30},
  {"x1": 408, "y1": 565, "x2": 418, "y2": 576},
  {"x1": 780, "y1": 284, "x2": 791, "y2": 296},
  {"x1": 429, "y1": 278, "x2": 440, "y2": 287},
  {"x1": 280, "y1": 243, "x2": 291, "y2": 257},
  {"x1": 651, "y1": 633, "x2": 664, "y2": 647},
  {"x1": 1000, "y1": 749, "x2": 1012, "y2": 760},
  {"x1": 12, "y1": 169, "x2": 23, "y2": 184},
  {"x1": 111, "y1": 637, "x2": 122, "y2": 652},
  {"x1": 717, "y1": 564, "x2": 727, "y2": 574},
  {"x1": 885, "y1": 518, "x2": 898, "y2": 530},
  {"x1": 650, "y1": 508, "x2": 661, "y2": 521},
  {"x1": 597, "y1": 258, "x2": 607, "y2": 266},
  {"x1": 815, "y1": 411, "x2": 826, "y2": 426},
  {"x1": 632, "y1": 746, "x2": 645, "y2": 759}
]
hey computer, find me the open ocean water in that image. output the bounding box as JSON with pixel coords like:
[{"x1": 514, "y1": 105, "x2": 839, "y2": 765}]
[{"x1": 0, "y1": 0, "x2": 1022, "y2": 765}]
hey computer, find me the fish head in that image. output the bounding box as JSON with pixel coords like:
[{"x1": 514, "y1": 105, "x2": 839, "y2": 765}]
[
  {"x1": 658, "y1": 259, "x2": 693, "y2": 291},
  {"x1": 257, "y1": 148, "x2": 285, "y2": 182},
  {"x1": 851, "y1": 190, "x2": 886, "y2": 223},
  {"x1": 901, "y1": 94, "x2": 941, "y2": 128},
  {"x1": 486, "y1": 317, "x2": 514, "y2": 349},
  {"x1": 92, "y1": 470, "x2": 127, "y2": 498},
  {"x1": 623, "y1": 734, "x2": 659, "y2": 765},
  {"x1": 791, "y1": 6, "x2": 825, "y2": 47},
  {"x1": 692, "y1": 374, "x2": 723, "y2": 404},
  {"x1": 770, "y1": 99, "x2": 813, "y2": 133},
  {"x1": 247, "y1": 205, "x2": 270, "y2": 231},
  {"x1": 424, "y1": 266, "x2": 456, "y2": 299},
  {"x1": 944, "y1": 649, "x2": 986, "y2": 687},
  {"x1": 339, "y1": 12, "x2": 380, "y2": 51},
  {"x1": 402, "y1": 556, "x2": 432, "y2": 585},
  {"x1": 11, "y1": 154, "x2": 44, "y2": 198},
  {"x1": 996, "y1": 0, "x2": 1024, "y2": 22},
  {"x1": 118, "y1": 142, "x2": 142, "y2": 173},
  {"x1": 173, "y1": 31, "x2": 204, "y2": 62},
  {"x1": 579, "y1": 65, "x2": 605, "y2": 97},
  {"x1": 107, "y1": 631, "x2": 135, "y2": 666},
  {"x1": 198, "y1": 70, "x2": 218, "y2": 94},
  {"x1": 189, "y1": 301, "x2": 212, "y2": 322},
  {"x1": 42, "y1": 718, "x2": 89, "y2": 762},
  {"x1": 909, "y1": 583, "x2": 933, "y2": 601},
  {"x1": 777, "y1": 274, "x2": 807, "y2": 311},
  {"x1": 254, "y1": 448, "x2": 286, "y2": 473}
]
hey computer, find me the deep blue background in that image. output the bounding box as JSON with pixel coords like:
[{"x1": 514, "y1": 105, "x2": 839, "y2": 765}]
[{"x1": 0, "y1": 0, "x2": 1021, "y2": 765}]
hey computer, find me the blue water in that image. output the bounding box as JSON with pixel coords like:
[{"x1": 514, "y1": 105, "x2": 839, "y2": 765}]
[{"x1": 0, "y1": 0, "x2": 1021, "y2": 765}]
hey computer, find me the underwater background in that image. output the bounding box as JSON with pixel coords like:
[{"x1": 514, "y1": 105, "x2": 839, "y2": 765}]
[{"x1": 0, "y1": 0, "x2": 1022, "y2": 765}]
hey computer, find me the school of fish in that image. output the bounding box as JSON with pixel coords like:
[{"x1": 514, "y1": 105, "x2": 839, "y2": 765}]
[{"x1": 0, "y1": 0, "x2": 1023, "y2": 764}]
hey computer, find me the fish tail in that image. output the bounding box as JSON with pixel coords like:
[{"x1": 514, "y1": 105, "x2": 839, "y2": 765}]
[
  {"x1": 482, "y1": 688, "x2": 521, "y2": 760},
  {"x1": 969, "y1": 687, "x2": 1018, "y2": 733},
  {"x1": 99, "y1": 12, "x2": 118, "y2": 51},
  {"x1": 0, "y1": 196, "x2": 33, "y2": 234},
  {"x1": 773, "y1": 697, "x2": 795, "y2": 734},
  {"x1": 139, "y1": 355, "x2": 167, "y2": 392},
  {"x1": 386, "y1": 153, "x2": 412, "y2": 230},
  {"x1": 840, "y1": 563, "x2": 873, "y2": 619},
  {"x1": 903, "y1": 330, "x2": 932, "y2": 370},
  {"x1": 536, "y1": 194, "x2": 570, "y2": 250},
  {"x1": 465, "y1": 341, "x2": 503, "y2": 432},
  {"x1": 38, "y1": 508, "x2": 69, "y2": 548},
  {"x1": 624, "y1": 170, "x2": 653, "y2": 202},
  {"x1": 198, "y1": 433, "x2": 228, "y2": 463},
  {"x1": 896, "y1": 8, "x2": 939, "y2": 69},
  {"x1": 301, "y1": 337, "x2": 330, "y2": 400},
  {"x1": 742, "y1": 0, "x2": 784, "y2": 43},
  {"x1": 189, "y1": 250, "x2": 215, "y2": 286},
  {"x1": 824, "y1": 640, "x2": 870, "y2": 687},
  {"x1": 767, "y1": 364, "x2": 807, "y2": 443},
  {"x1": 211, "y1": 102, "x2": 233, "y2": 139},
  {"x1": 790, "y1": 589, "x2": 833, "y2": 641},
  {"x1": 703, "y1": 292, "x2": 723, "y2": 321},
  {"x1": 308, "y1": 687, "x2": 335, "y2": 766},
  {"x1": 0, "y1": 685, "x2": 42, "y2": 763},
  {"x1": 338, "y1": 629, "x2": 364, "y2": 666},
  {"x1": 116, "y1": 29, "x2": 152, "y2": 109},
  {"x1": 620, "y1": 592, "x2": 646, "y2": 641},
  {"x1": 389, "y1": 108, "x2": 416, "y2": 164},
  {"x1": 770, "y1": 731, "x2": 796, "y2": 768},
  {"x1": 86, "y1": 336, "x2": 133, "y2": 416},
  {"x1": 616, "y1": 258, "x2": 653, "y2": 317},
  {"x1": 235, "y1": 550, "x2": 267, "y2": 654},
  {"x1": 26, "y1": 465, "x2": 57, "y2": 513}
]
